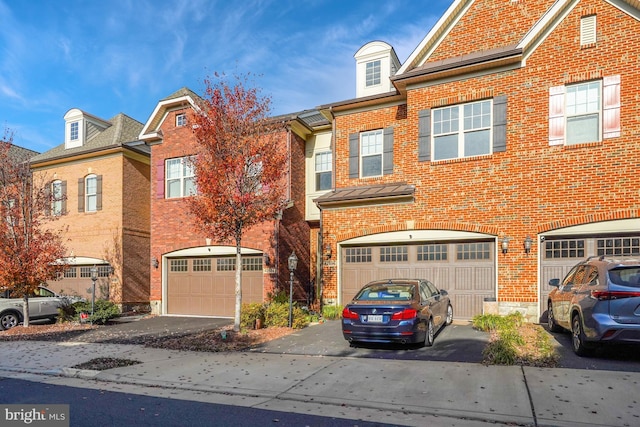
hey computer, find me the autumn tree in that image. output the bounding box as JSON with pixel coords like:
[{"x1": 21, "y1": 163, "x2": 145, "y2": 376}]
[
  {"x1": 0, "y1": 129, "x2": 68, "y2": 327},
  {"x1": 188, "y1": 73, "x2": 289, "y2": 331}
]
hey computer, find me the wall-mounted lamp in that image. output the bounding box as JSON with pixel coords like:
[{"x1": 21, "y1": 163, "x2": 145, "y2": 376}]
[
  {"x1": 151, "y1": 257, "x2": 159, "y2": 269},
  {"x1": 524, "y1": 236, "x2": 533, "y2": 254},
  {"x1": 324, "y1": 244, "x2": 332, "y2": 260},
  {"x1": 263, "y1": 253, "x2": 270, "y2": 266},
  {"x1": 501, "y1": 237, "x2": 509, "y2": 254}
]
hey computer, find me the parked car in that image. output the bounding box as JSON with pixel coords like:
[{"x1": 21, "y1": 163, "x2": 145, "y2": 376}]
[
  {"x1": 0, "y1": 286, "x2": 81, "y2": 330},
  {"x1": 342, "y1": 278, "x2": 453, "y2": 347},
  {"x1": 547, "y1": 256, "x2": 640, "y2": 356}
]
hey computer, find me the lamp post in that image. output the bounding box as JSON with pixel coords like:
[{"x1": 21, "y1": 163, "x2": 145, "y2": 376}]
[
  {"x1": 90, "y1": 265, "x2": 98, "y2": 325},
  {"x1": 287, "y1": 251, "x2": 298, "y2": 328}
]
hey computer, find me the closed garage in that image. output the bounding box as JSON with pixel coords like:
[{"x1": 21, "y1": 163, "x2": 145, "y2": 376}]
[
  {"x1": 341, "y1": 240, "x2": 495, "y2": 320},
  {"x1": 167, "y1": 256, "x2": 264, "y2": 317}
]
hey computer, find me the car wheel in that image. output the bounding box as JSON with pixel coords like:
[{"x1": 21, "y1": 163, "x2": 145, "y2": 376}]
[
  {"x1": 424, "y1": 318, "x2": 435, "y2": 347},
  {"x1": 445, "y1": 304, "x2": 453, "y2": 326},
  {"x1": 0, "y1": 312, "x2": 19, "y2": 330},
  {"x1": 547, "y1": 303, "x2": 562, "y2": 332},
  {"x1": 571, "y1": 314, "x2": 593, "y2": 357}
]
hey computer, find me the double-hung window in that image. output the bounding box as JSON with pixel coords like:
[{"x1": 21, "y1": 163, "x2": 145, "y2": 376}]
[
  {"x1": 176, "y1": 113, "x2": 187, "y2": 127},
  {"x1": 549, "y1": 75, "x2": 620, "y2": 146},
  {"x1": 365, "y1": 60, "x2": 381, "y2": 87},
  {"x1": 85, "y1": 174, "x2": 98, "y2": 212},
  {"x1": 51, "y1": 180, "x2": 64, "y2": 216},
  {"x1": 70, "y1": 122, "x2": 79, "y2": 141},
  {"x1": 315, "y1": 151, "x2": 332, "y2": 191},
  {"x1": 360, "y1": 130, "x2": 383, "y2": 177},
  {"x1": 166, "y1": 156, "x2": 196, "y2": 198},
  {"x1": 433, "y1": 100, "x2": 492, "y2": 161}
]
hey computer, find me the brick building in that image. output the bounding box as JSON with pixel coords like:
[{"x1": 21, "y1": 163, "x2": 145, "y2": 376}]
[
  {"x1": 139, "y1": 88, "x2": 313, "y2": 316},
  {"x1": 314, "y1": 0, "x2": 640, "y2": 321},
  {"x1": 30, "y1": 109, "x2": 151, "y2": 310}
]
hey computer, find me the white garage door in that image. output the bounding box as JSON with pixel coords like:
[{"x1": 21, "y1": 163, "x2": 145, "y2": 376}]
[
  {"x1": 167, "y1": 256, "x2": 264, "y2": 317},
  {"x1": 341, "y1": 241, "x2": 495, "y2": 320}
]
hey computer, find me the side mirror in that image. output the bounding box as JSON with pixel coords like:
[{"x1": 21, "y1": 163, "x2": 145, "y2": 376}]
[
  {"x1": 549, "y1": 278, "x2": 560, "y2": 288},
  {"x1": 440, "y1": 289, "x2": 448, "y2": 296}
]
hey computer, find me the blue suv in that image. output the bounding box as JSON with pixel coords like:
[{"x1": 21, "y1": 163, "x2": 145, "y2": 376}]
[{"x1": 547, "y1": 256, "x2": 640, "y2": 356}]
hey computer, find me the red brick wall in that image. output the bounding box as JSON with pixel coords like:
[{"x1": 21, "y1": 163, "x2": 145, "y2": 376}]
[
  {"x1": 149, "y1": 108, "x2": 310, "y2": 305},
  {"x1": 321, "y1": 0, "x2": 640, "y2": 304}
]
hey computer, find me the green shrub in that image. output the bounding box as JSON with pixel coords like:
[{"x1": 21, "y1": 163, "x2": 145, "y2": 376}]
[
  {"x1": 241, "y1": 303, "x2": 266, "y2": 330},
  {"x1": 73, "y1": 300, "x2": 121, "y2": 324},
  {"x1": 322, "y1": 305, "x2": 343, "y2": 320},
  {"x1": 264, "y1": 302, "x2": 308, "y2": 329},
  {"x1": 267, "y1": 290, "x2": 289, "y2": 304}
]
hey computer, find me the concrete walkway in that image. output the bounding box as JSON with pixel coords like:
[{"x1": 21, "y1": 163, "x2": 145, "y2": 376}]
[{"x1": 1, "y1": 333, "x2": 639, "y2": 426}]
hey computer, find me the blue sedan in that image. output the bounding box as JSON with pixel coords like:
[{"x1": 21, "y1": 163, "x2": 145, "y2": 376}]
[{"x1": 342, "y1": 279, "x2": 453, "y2": 347}]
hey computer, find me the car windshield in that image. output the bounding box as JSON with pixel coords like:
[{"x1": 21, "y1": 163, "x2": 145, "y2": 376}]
[
  {"x1": 608, "y1": 267, "x2": 640, "y2": 288},
  {"x1": 354, "y1": 284, "x2": 414, "y2": 301}
]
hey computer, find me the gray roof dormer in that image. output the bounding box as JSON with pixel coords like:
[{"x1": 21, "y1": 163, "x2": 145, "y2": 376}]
[
  {"x1": 354, "y1": 41, "x2": 401, "y2": 98},
  {"x1": 63, "y1": 108, "x2": 111, "y2": 149}
]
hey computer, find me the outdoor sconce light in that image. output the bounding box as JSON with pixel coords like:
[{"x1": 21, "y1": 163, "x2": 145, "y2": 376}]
[
  {"x1": 151, "y1": 257, "x2": 159, "y2": 269},
  {"x1": 263, "y1": 253, "x2": 270, "y2": 266},
  {"x1": 287, "y1": 251, "x2": 298, "y2": 328},
  {"x1": 324, "y1": 244, "x2": 332, "y2": 260},
  {"x1": 501, "y1": 237, "x2": 509, "y2": 254},
  {"x1": 524, "y1": 236, "x2": 533, "y2": 254}
]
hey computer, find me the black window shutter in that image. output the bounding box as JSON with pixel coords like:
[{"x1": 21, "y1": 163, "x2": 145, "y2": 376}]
[
  {"x1": 44, "y1": 183, "x2": 51, "y2": 216},
  {"x1": 96, "y1": 175, "x2": 103, "y2": 211},
  {"x1": 77, "y1": 178, "x2": 84, "y2": 212},
  {"x1": 493, "y1": 95, "x2": 507, "y2": 153},
  {"x1": 383, "y1": 127, "x2": 394, "y2": 175},
  {"x1": 349, "y1": 133, "x2": 359, "y2": 179},
  {"x1": 61, "y1": 180, "x2": 67, "y2": 214},
  {"x1": 418, "y1": 109, "x2": 431, "y2": 162}
]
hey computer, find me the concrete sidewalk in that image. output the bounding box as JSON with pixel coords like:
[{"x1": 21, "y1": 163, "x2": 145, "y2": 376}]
[{"x1": 1, "y1": 338, "x2": 639, "y2": 427}]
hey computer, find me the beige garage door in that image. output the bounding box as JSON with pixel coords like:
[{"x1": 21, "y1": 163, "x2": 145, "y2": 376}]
[
  {"x1": 167, "y1": 256, "x2": 264, "y2": 317},
  {"x1": 47, "y1": 264, "x2": 112, "y2": 300},
  {"x1": 341, "y1": 241, "x2": 495, "y2": 320}
]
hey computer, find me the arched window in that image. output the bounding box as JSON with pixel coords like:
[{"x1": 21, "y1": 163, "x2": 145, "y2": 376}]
[{"x1": 78, "y1": 174, "x2": 102, "y2": 212}]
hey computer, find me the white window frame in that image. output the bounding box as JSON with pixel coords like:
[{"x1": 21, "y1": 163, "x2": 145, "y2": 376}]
[
  {"x1": 70, "y1": 122, "x2": 79, "y2": 141},
  {"x1": 85, "y1": 174, "x2": 97, "y2": 212},
  {"x1": 51, "y1": 180, "x2": 63, "y2": 216},
  {"x1": 360, "y1": 130, "x2": 383, "y2": 178},
  {"x1": 176, "y1": 113, "x2": 187, "y2": 127},
  {"x1": 166, "y1": 156, "x2": 196, "y2": 199},
  {"x1": 315, "y1": 151, "x2": 332, "y2": 191},
  {"x1": 432, "y1": 99, "x2": 493, "y2": 161},
  {"x1": 565, "y1": 80, "x2": 601, "y2": 145},
  {"x1": 365, "y1": 60, "x2": 381, "y2": 87}
]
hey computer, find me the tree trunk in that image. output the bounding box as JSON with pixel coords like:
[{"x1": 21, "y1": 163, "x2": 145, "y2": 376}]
[
  {"x1": 234, "y1": 241, "x2": 242, "y2": 332},
  {"x1": 23, "y1": 295, "x2": 30, "y2": 328}
]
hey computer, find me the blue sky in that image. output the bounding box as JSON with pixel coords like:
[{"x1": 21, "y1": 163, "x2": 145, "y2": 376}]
[{"x1": 0, "y1": 0, "x2": 452, "y2": 153}]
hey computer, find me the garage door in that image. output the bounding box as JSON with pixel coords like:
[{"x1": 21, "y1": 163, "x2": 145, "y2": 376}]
[
  {"x1": 167, "y1": 256, "x2": 264, "y2": 317},
  {"x1": 47, "y1": 264, "x2": 112, "y2": 300},
  {"x1": 341, "y1": 241, "x2": 495, "y2": 320},
  {"x1": 540, "y1": 235, "x2": 640, "y2": 319}
]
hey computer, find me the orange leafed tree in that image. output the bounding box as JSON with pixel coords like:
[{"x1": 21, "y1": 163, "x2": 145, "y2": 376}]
[
  {"x1": 188, "y1": 73, "x2": 289, "y2": 331},
  {"x1": 0, "y1": 129, "x2": 68, "y2": 328}
]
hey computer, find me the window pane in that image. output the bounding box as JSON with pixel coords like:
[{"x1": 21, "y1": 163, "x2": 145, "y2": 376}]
[
  {"x1": 566, "y1": 114, "x2": 599, "y2": 144},
  {"x1": 433, "y1": 134, "x2": 459, "y2": 160},
  {"x1": 366, "y1": 60, "x2": 381, "y2": 86},
  {"x1": 316, "y1": 171, "x2": 332, "y2": 191},
  {"x1": 362, "y1": 154, "x2": 382, "y2": 177},
  {"x1": 464, "y1": 129, "x2": 491, "y2": 156},
  {"x1": 167, "y1": 179, "x2": 181, "y2": 198},
  {"x1": 86, "y1": 194, "x2": 96, "y2": 211},
  {"x1": 166, "y1": 159, "x2": 181, "y2": 179},
  {"x1": 183, "y1": 177, "x2": 196, "y2": 196},
  {"x1": 434, "y1": 106, "x2": 458, "y2": 135},
  {"x1": 86, "y1": 177, "x2": 96, "y2": 194},
  {"x1": 315, "y1": 152, "x2": 331, "y2": 172}
]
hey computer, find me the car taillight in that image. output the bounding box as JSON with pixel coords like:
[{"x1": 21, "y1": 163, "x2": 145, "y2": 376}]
[
  {"x1": 591, "y1": 290, "x2": 640, "y2": 300},
  {"x1": 342, "y1": 307, "x2": 359, "y2": 320},
  {"x1": 391, "y1": 308, "x2": 418, "y2": 320}
]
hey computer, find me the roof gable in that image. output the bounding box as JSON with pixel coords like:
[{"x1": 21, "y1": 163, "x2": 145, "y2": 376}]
[{"x1": 139, "y1": 87, "x2": 202, "y2": 142}]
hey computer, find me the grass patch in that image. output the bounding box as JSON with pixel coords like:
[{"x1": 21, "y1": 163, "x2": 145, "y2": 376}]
[{"x1": 473, "y1": 312, "x2": 559, "y2": 367}]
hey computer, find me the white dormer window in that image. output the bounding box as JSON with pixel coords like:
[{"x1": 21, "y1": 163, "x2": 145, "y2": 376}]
[
  {"x1": 176, "y1": 113, "x2": 187, "y2": 127},
  {"x1": 70, "y1": 122, "x2": 79, "y2": 141},
  {"x1": 366, "y1": 60, "x2": 381, "y2": 87}
]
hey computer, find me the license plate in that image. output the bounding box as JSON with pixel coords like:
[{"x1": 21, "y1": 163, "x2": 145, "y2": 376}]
[{"x1": 367, "y1": 315, "x2": 383, "y2": 323}]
